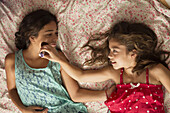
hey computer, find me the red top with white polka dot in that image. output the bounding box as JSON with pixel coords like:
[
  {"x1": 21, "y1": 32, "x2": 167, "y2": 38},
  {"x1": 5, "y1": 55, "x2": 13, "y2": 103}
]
[{"x1": 105, "y1": 68, "x2": 165, "y2": 113}]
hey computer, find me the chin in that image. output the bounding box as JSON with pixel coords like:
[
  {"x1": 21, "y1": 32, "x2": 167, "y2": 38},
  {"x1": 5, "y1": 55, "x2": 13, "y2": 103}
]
[{"x1": 112, "y1": 65, "x2": 121, "y2": 70}]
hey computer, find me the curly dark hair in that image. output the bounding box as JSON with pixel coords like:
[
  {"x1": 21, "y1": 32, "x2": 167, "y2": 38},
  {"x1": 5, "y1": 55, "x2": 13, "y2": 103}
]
[
  {"x1": 15, "y1": 9, "x2": 58, "y2": 50},
  {"x1": 83, "y1": 21, "x2": 169, "y2": 74}
]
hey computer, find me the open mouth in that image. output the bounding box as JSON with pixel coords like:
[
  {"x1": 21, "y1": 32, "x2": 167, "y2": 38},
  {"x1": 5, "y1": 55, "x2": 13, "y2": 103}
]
[
  {"x1": 41, "y1": 42, "x2": 56, "y2": 48},
  {"x1": 49, "y1": 43, "x2": 57, "y2": 47},
  {"x1": 111, "y1": 62, "x2": 116, "y2": 64},
  {"x1": 110, "y1": 61, "x2": 116, "y2": 65}
]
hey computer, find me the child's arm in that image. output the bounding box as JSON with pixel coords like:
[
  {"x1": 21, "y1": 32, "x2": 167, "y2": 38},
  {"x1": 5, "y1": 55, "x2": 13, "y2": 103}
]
[
  {"x1": 5, "y1": 53, "x2": 48, "y2": 113},
  {"x1": 60, "y1": 67, "x2": 115, "y2": 102},
  {"x1": 160, "y1": 0, "x2": 170, "y2": 8},
  {"x1": 40, "y1": 45, "x2": 119, "y2": 82},
  {"x1": 151, "y1": 63, "x2": 170, "y2": 93},
  {"x1": 59, "y1": 59, "x2": 117, "y2": 82}
]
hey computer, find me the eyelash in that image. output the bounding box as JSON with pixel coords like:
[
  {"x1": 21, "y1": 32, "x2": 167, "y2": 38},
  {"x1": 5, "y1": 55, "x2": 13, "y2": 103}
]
[
  {"x1": 46, "y1": 32, "x2": 58, "y2": 37},
  {"x1": 44, "y1": 34, "x2": 52, "y2": 38},
  {"x1": 55, "y1": 32, "x2": 58, "y2": 35},
  {"x1": 113, "y1": 50, "x2": 117, "y2": 52}
]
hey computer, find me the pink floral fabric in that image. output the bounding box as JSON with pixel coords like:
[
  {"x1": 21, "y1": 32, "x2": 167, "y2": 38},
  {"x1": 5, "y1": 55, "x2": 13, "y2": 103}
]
[{"x1": 0, "y1": 0, "x2": 169, "y2": 113}]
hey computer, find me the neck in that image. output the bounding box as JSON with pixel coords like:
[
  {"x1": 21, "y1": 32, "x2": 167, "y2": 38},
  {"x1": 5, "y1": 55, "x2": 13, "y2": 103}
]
[
  {"x1": 124, "y1": 60, "x2": 137, "y2": 76},
  {"x1": 23, "y1": 45, "x2": 42, "y2": 60},
  {"x1": 124, "y1": 67, "x2": 136, "y2": 77}
]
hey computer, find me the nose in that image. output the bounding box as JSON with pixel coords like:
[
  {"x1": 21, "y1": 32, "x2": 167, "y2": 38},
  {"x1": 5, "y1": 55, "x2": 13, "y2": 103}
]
[
  {"x1": 54, "y1": 33, "x2": 58, "y2": 39},
  {"x1": 52, "y1": 34, "x2": 58, "y2": 42},
  {"x1": 108, "y1": 51, "x2": 113, "y2": 59}
]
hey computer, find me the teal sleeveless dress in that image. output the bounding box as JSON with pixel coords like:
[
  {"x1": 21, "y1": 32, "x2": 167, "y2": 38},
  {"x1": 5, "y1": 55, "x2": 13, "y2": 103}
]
[{"x1": 15, "y1": 50, "x2": 87, "y2": 113}]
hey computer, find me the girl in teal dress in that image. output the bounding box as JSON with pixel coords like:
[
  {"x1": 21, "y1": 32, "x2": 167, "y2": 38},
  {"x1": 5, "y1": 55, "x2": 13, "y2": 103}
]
[{"x1": 5, "y1": 9, "x2": 114, "y2": 113}]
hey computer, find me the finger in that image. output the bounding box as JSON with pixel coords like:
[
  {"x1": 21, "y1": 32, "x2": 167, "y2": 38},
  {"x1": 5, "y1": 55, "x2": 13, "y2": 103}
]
[
  {"x1": 34, "y1": 107, "x2": 44, "y2": 110},
  {"x1": 29, "y1": 106, "x2": 44, "y2": 109},
  {"x1": 41, "y1": 54, "x2": 50, "y2": 59},
  {"x1": 41, "y1": 44, "x2": 52, "y2": 49},
  {"x1": 111, "y1": 85, "x2": 116, "y2": 90},
  {"x1": 40, "y1": 48, "x2": 58, "y2": 58},
  {"x1": 39, "y1": 51, "x2": 50, "y2": 58},
  {"x1": 40, "y1": 48, "x2": 52, "y2": 55},
  {"x1": 34, "y1": 108, "x2": 48, "y2": 113},
  {"x1": 44, "y1": 108, "x2": 48, "y2": 112},
  {"x1": 40, "y1": 108, "x2": 48, "y2": 113}
]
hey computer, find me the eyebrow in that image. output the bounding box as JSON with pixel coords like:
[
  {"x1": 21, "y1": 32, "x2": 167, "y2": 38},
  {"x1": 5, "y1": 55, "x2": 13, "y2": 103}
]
[
  {"x1": 45, "y1": 29, "x2": 58, "y2": 32},
  {"x1": 110, "y1": 46, "x2": 120, "y2": 49}
]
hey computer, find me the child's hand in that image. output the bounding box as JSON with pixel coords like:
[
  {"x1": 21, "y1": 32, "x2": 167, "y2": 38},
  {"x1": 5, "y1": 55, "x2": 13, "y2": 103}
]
[
  {"x1": 40, "y1": 45, "x2": 68, "y2": 63},
  {"x1": 22, "y1": 106, "x2": 48, "y2": 113},
  {"x1": 106, "y1": 85, "x2": 116, "y2": 98}
]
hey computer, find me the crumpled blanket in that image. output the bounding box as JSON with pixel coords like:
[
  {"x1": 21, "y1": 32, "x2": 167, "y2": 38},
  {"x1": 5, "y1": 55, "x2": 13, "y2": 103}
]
[{"x1": 0, "y1": 0, "x2": 169, "y2": 113}]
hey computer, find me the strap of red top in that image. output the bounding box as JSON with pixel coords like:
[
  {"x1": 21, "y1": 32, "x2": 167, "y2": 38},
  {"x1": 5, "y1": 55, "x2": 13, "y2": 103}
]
[
  {"x1": 146, "y1": 68, "x2": 149, "y2": 84},
  {"x1": 120, "y1": 68, "x2": 124, "y2": 84}
]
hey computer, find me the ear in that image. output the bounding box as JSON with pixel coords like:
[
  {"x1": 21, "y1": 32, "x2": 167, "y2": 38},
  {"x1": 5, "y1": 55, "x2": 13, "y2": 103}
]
[
  {"x1": 130, "y1": 49, "x2": 137, "y2": 59},
  {"x1": 29, "y1": 36, "x2": 36, "y2": 43}
]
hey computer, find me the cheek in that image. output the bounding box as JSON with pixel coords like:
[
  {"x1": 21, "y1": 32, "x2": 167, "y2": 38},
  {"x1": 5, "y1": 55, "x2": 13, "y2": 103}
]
[
  {"x1": 119, "y1": 55, "x2": 130, "y2": 64},
  {"x1": 127, "y1": 55, "x2": 134, "y2": 62}
]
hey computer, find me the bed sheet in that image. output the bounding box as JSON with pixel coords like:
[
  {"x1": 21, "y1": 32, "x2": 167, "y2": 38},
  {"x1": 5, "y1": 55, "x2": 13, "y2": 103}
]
[{"x1": 0, "y1": 0, "x2": 169, "y2": 113}]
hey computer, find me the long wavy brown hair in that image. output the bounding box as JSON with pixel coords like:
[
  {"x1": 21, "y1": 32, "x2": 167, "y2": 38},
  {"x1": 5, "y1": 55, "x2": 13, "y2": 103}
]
[{"x1": 83, "y1": 21, "x2": 169, "y2": 74}]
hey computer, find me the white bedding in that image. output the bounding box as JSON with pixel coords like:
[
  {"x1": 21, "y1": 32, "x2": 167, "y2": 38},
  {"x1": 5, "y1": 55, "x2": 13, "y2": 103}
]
[{"x1": 0, "y1": 0, "x2": 169, "y2": 113}]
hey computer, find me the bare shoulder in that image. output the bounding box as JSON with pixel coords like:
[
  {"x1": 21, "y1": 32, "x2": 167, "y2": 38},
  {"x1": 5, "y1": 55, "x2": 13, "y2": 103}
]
[
  {"x1": 150, "y1": 63, "x2": 169, "y2": 73},
  {"x1": 149, "y1": 63, "x2": 170, "y2": 80},
  {"x1": 150, "y1": 63, "x2": 170, "y2": 92},
  {"x1": 5, "y1": 53, "x2": 15, "y2": 78},
  {"x1": 5, "y1": 53, "x2": 17, "y2": 90},
  {"x1": 5, "y1": 53, "x2": 15, "y2": 69}
]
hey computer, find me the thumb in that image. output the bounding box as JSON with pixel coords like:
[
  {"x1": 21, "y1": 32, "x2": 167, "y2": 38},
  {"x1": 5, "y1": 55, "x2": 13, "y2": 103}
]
[
  {"x1": 41, "y1": 53, "x2": 57, "y2": 62},
  {"x1": 44, "y1": 108, "x2": 48, "y2": 111},
  {"x1": 107, "y1": 85, "x2": 116, "y2": 97},
  {"x1": 39, "y1": 51, "x2": 51, "y2": 60},
  {"x1": 36, "y1": 108, "x2": 48, "y2": 113},
  {"x1": 40, "y1": 53, "x2": 50, "y2": 59}
]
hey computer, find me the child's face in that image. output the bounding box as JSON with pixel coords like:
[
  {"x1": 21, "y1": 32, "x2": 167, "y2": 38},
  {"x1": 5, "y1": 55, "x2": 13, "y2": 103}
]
[
  {"x1": 33, "y1": 21, "x2": 58, "y2": 49},
  {"x1": 108, "y1": 38, "x2": 136, "y2": 70}
]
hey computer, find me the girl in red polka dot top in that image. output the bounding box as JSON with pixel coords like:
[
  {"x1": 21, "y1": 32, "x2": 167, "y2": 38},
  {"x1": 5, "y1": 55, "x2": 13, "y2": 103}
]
[{"x1": 40, "y1": 21, "x2": 170, "y2": 113}]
